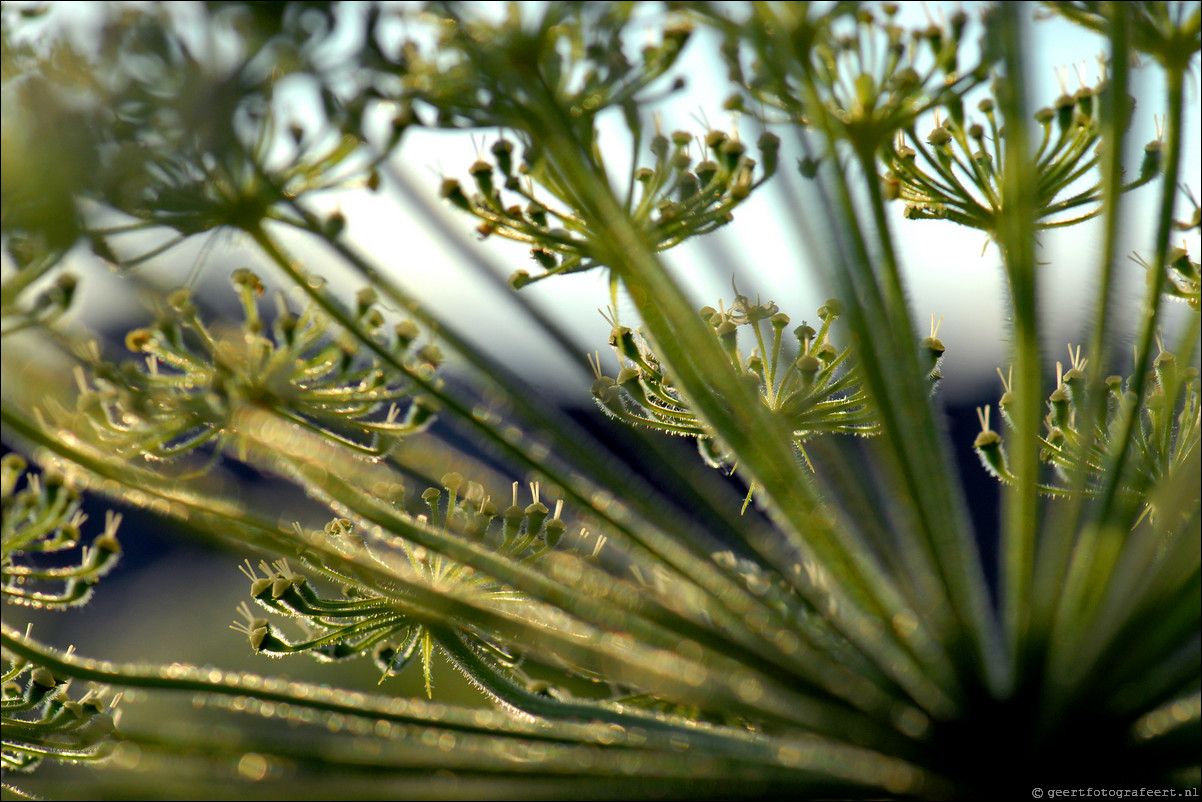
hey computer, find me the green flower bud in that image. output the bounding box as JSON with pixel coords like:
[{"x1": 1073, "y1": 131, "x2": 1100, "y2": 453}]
[
  {"x1": 500, "y1": 503, "x2": 525, "y2": 550},
  {"x1": 531, "y1": 248, "x2": 558, "y2": 269},
  {"x1": 440, "y1": 474, "x2": 464, "y2": 498},
  {"x1": 469, "y1": 159, "x2": 494, "y2": 196},
  {"x1": 324, "y1": 211, "x2": 346, "y2": 239},
  {"x1": 1140, "y1": 140, "x2": 1162, "y2": 179},
  {"x1": 440, "y1": 178, "x2": 471, "y2": 211},
  {"x1": 892, "y1": 67, "x2": 919, "y2": 91},
  {"x1": 974, "y1": 429, "x2": 1007, "y2": 480},
  {"x1": 1154, "y1": 350, "x2": 1177, "y2": 392},
  {"x1": 509, "y1": 269, "x2": 533, "y2": 290},
  {"x1": 757, "y1": 131, "x2": 780, "y2": 177},
  {"x1": 417, "y1": 344, "x2": 443, "y2": 369},
  {"x1": 526, "y1": 201, "x2": 548, "y2": 228},
  {"x1": 796, "y1": 354, "x2": 821, "y2": 374},
  {"x1": 681, "y1": 167, "x2": 707, "y2": 201},
  {"x1": 395, "y1": 320, "x2": 419, "y2": 350},
  {"x1": 524, "y1": 501, "x2": 549, "y2": 537},
  {"x1": 543, "y1": 518, "x2": 566, "y2": 549},
  {"x1": 650, "y1": 133, "x2": 670, "y2": 161},
  {"x1": 1054, "y1": 93, "x2": 1075, "y2": 132},
  {"x1": 1048, "y1": 386, "x2": 1070, "y2": 429},
  {"x1": 167, "y1": 288, "x2": 194, "y2": 314},
  {"x1": 719, "y1": 138, "x2": 747, "y2": 171},
  {"x1": 491, "y1": 139, "x2": 514, "y2": 176}
]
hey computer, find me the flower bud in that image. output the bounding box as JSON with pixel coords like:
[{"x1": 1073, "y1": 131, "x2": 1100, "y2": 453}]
[
  {"x1": 168, "y1": 288, "x2": 194, "y2": 314},
  {"x1": 719, "y1": 138, "x2": 747, "y2": 171},
  {"x1": 531, "y1": 248, "x2": 557, "y2": 269},
  {"x1": 441, "y1": 472, "x2": 464, "y2": 496},
  {"x1": 524, "y1": 501, "x2": 549, "y2": 537},
  {"x1": 491, "y1": 139, "x2": 514, "y2": 176},
  {"x1": 650, "y1": 133, "x2": 670, "y2": 161},
  {"x1": 1054, "y1": 93, "x2": 1075, "y2": 132},
  {"x1": 757, "y1": 131, "x2": 780, "y2": 177},
  {"x1": 695, "y1": 160, "x2": 719, "y2": 187},
  {"x1": 973, "y1": 429, "x2": 1007, "y2": 480},
  {"x1": 439, "y1": 178, "x2": 471, "y2": 211},
  {"x1": 1140, "y1": 140, "x2": 1162, "y2": 179},
  {"x1": 543, "y1": 517, "x2": 566, "y2": 549},
  {"x1": 677, "y1": 171, "x2": 699, "y2": 201},
  {"x1": 469, "y1": 159, "x2": 494, "y2": 196}
]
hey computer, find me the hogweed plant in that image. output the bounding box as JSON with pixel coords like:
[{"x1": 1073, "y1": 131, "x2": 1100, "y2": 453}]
[{"x1": 1, "y1": 1, "x2": 1199, "y2": 799}]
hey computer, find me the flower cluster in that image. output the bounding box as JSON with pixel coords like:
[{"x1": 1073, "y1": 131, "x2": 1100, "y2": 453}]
[
  {"x1": 233, "y1": 476, "x2": 566, "y2": 698},
  {"x1": 882, "y1": 72, "x2": 1160, "y2": 233},
  {"x1": 90, "y1": 110, "x2": 390, "y2": 270},
  {"x1": 1, "y1": 658, "x2": 117, "y2": 774},
  {"x1": 384, "y1": 4, "x2": 693, "y2": 135},
  {"x1": 442, "y1": 126, "x2": 780, "y2": 289},
  {"x1": 78, "y1": 270, "x2": 438, "y2": 462},
  {"x1": 2, "y1": 457, "x2": 122, "y2": 774},
  {"x1": 974, "y1": 344, "x2": 1200, "y2": 516},
  {"x1": 0, "y1": 252, "x2": 78, "y2": 337},
  {"x1": 714, "y1": 3, "x2": 987, "y2": 156},
  {"x1": 590, "y1": 292, "x2": 943, "y2": 469},
  {"x1": 1, "y1": 454, "x2": 121, "y2": 610}
]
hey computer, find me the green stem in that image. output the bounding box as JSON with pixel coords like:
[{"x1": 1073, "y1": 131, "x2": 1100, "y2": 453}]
[
  {"x1": 430, "y1": 624, "x2": 916, "y2": 762},
  {"x1": 854, "y1": 146, "x2": 1006, "y2": 696},
  {"x1": 0, "y1": 622, "x2": 624, "y2": 744},
  {"x1": 994, "y1": 2, "x2": 1042, "y2": 686}
]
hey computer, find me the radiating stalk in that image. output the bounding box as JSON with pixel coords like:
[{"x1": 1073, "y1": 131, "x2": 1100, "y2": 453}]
[{"x1": 993, "y1": 2, "x2": 1042, "y2": 683}]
